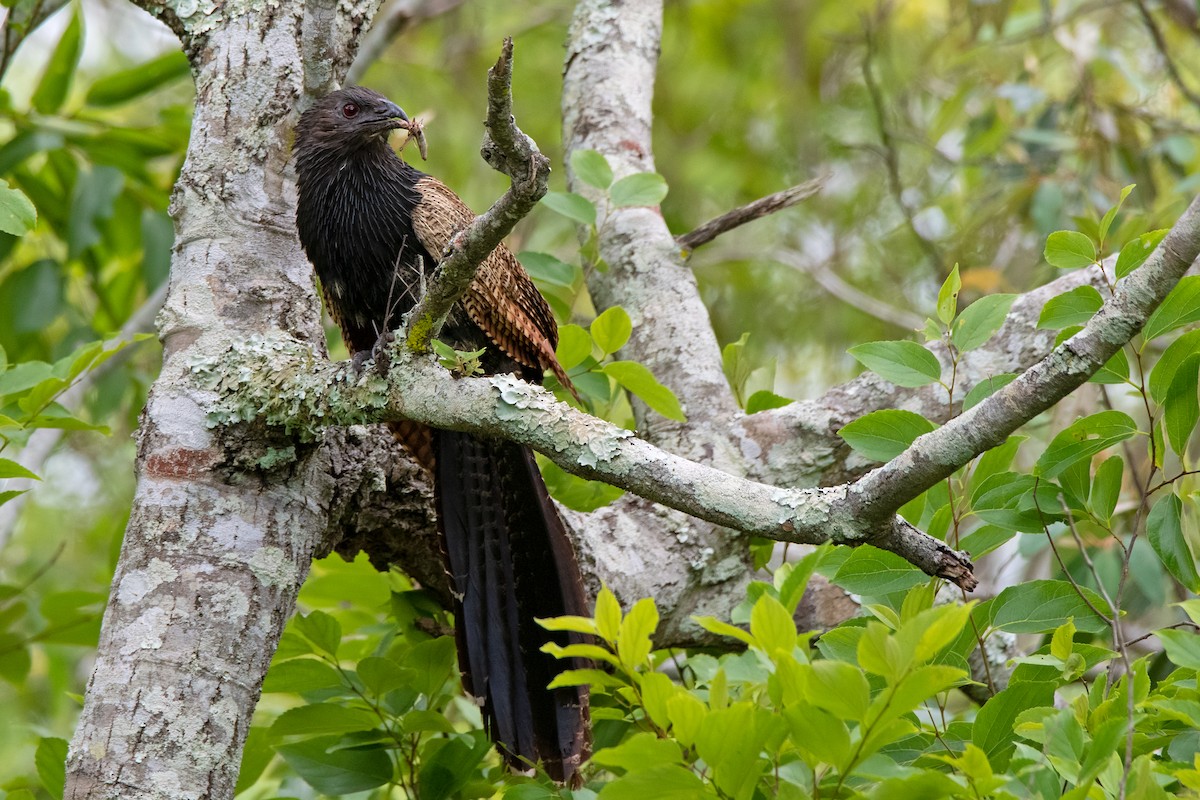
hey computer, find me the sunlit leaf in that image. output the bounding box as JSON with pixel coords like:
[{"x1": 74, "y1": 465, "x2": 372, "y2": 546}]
[
  {"x1": 1044, "y1": 230, "x2": 1096, "y2": 269},
  {"x1": 848, "y1": 340, "x2": 942, "y2": 387},
  {"x1": 571, "y1": 148, "x2": 614, "y2": 189},
  {"x1": 603, "y1": 361, "x2": 686, "y2": 421},
  {"x1": 1144, "y1": 275, "x2": 1200, "y2": 341},
  {"x1": 1115, "y1": 229, "x2": 1167, "y2": 278},
  {"x1": 541, "y1": 191, "x2": 596, "y2": 225},
  {"x1": 591, "y1": 306, "x2": 633, "y2": 356},
  {"x1": 937, "y1": 263, "x2": 961, "y2": 325},
  {"x1": 610, "y1": 172, "x2": 668, "y2": 207},
  {"x1": 1033, "y1": 411, "x2": 1137, "y2": 480},
  {"x1": 838, "y1": 409, "x2": 935, "y2": 462},
  {"x1": 0, "y1": 179, "x2": 37, "y2": 236},
  {"x1": 1037, "y1": 286, "x2": 1103, "y2": 329},
  {"x1": 951, "y1": 294, "x2": 1016, "y2": 351}
]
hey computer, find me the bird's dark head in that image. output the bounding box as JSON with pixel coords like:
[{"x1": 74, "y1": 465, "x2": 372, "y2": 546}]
[{"x1": 296, "y1": 86, "x2": 409, "y2": 154}]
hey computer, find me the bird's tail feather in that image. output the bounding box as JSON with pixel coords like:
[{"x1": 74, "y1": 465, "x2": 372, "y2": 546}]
[{"x1": 435, "y1": 429, "x2": 590, "y2": 785}]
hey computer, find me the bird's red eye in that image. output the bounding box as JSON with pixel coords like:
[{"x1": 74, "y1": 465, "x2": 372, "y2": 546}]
[{"x1": 342, "y1": 103, "x2": 359, "y2": 118}]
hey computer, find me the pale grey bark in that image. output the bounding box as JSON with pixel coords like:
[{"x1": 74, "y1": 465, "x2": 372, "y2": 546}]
[{"x1": 64, "y1": 2, "x2": 381, "y2": 798}]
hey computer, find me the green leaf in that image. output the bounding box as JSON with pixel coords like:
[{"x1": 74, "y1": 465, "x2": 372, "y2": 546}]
[
  {"x1": 356, "y1": 656, "x2": 410, "y2": 697},
  {"x1": 85, "y1": 50, "x2": 191, "y2": 106},
  {"x1": 1147, "y1": 494, "x2": 1199, "y2": 592},
  {"x1": 749, "y1": 594, "x2": 796, "y2": 655},
  {"x1": 1033, "y1": 411, "x2": 1137, "y2": 480},
  {"x1": 35, "y1": 736, "x2": 68, "y2": 799},
  {"x1": 519, "y1": 251, "x2": 579, "y2": 289},
  {"x1": 0, "y1": 179, "x2": 37, "y2": 236},
  {"x1": 744, "y1": 390, "x2": 792, "y2": 413},
  {"x1": 603, "y1": 361, "x2": 686, "y2": 421},
  {"x1": 692, "y1": 615, "x2": 755, "y2": 648},
  {"x1": 269, "y1": 703, "x2": 380, "y2": 737},
  {"x1": 595, "y1": 585, "x2": 622, "y2": 643},
  {"x1": 1159, "y1": 628, "x2": 1200, "y2": 670},
  {"x1": 937, "y1": 264, "x2": 961, "y2": 325},
  {"x1": 67, "y1": 165, "x2": 124, "y2": 260},
  {"x1": 1143, "y1": 275, "x2": 1200, "y2": 341},
  {"x1": 0, "y1": 458, "x2": 40, "y2": 480},
  {"x1": 1037, "y1": 286, "x2": 1103, "y2": 329},
  {"x1": 1089, "y1": 455, "x2": 1123, "y2": 523},
  {"x1": 1089, "y1": 346, "x2": 1130, "y2": 384},
  {"x1": 417, "y1": 734, "x2": 491, "y2": 800},
  {"x1": 1097, "y1": 184, "x2": 1134, "y2": 245},
  {"x1": 990, "y1": 580, "x2": 1110, "y2": 634},
  {"x1": 1150, "y1": 329, "x2": 1200, "y2": 403},
  {"x1": 1115, "y1": 229, "x2": 1167, "y2": 278},
  {"x1": 555, "y1": 324, "x2": 592, "y2": 370},
  {"x1": 541, "y1": 191, "x2": 597, "y2": 225},
  {"x1": 262, "y1": 658, "x2": 343, "y2": 693},
  {"x1": 972, "y1": 680, "x2": 1057, "y2": 769},
  {"x1": 1164, "y1": 355, "x2": 1200, "y2": 456},
  {"x1": 537, "y1": 454, "x2": 624, "y2": 511},
  {"x1": 293, "y1": 610, "x2": 341, "y2": 657},
  {"x1": 597, "y1": 763, "x2": 712, "y2": 799},
  {"x1": 962, "y1": 373, "x2": 1017, "y2": 411},
  {"x1": 609, "y1": 172, "x2": 668, "y2": 207},
  {"x1": 1044, "y1": 230, "x2": 1097, "y2": 269},
  {"x1": 571, "y1": 149, "x2": 614, "y2": 189},
  {"x1": 952, "y1": 293, "x2": 1017, "y2": 351},
  {"x1": 848, "y1": 340, "x2": 942, "y2": 387},
  {"x1": 838, "y1": 409, "x2": 935, "y2": 462},
  {"x1": 275, "y1": 735, "x2": 392, "y2": 795},
  {"x1": 32, "y1": 5, "x2": 83, "y2": 114},
  {"x1": 616, "y1": 598, "x2": 658, "y2": 670},
  {"x1": 785, "y1": 704, "x2": 850, "y2": 766},
  {"x1": 536, "y1": 614, "x2": 599, "y2": 635},
  {"x1": 401, "y1": 637, "x2": 457, "y2": 697},
  {"x1": 591, "y1": 306, "x2": 633, "y2": 356},
  {"x1": 832, "y1": 546, "x2": 926, "y2": 595},
  {"x1": 234, "y1": 727, "x2": 274, "y2": 795},
  {"x1": 592, "y1": 731, "x2": 684, "y2": 773}
]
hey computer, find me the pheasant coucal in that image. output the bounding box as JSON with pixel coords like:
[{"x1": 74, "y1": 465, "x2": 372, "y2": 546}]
[{"x1": 294, "y1": 87, "x2": 590, "y2": 783}]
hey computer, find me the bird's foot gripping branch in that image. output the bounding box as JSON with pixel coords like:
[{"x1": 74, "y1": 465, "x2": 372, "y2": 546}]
[{"x1": 189, "y1": 333, "x2": 979, "y2": 591}]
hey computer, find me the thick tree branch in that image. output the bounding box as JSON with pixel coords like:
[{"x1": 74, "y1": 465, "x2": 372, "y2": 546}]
[
  {"x1": 404, "y1": 38, "x2": 551, "y2": 352},
  {"x1": 194, "y1": 337, "x2": 977, "y2": 588}
]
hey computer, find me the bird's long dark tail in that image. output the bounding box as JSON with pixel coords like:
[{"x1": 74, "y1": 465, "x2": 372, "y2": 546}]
[{"x1": 435, "y1": 429, "x2": 590, "y2": 785}]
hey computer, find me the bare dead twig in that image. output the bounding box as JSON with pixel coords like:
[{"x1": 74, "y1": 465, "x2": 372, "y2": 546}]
[
  {"x1": 676, "y1": 175, "x2": 827, "y2": 253},
  {"x1": 403, "y1": 37, "x2": 550, "y2": 353}
]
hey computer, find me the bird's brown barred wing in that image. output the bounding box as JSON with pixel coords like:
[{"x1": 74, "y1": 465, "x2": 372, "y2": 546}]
[{"x1": 410, "y1": 177, "x2": 575, "y2": 394}]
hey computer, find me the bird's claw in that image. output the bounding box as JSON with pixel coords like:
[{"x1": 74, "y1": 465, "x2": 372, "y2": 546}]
[{"x1": 372, "y1": 331, "x2": 396, "y2": 376}]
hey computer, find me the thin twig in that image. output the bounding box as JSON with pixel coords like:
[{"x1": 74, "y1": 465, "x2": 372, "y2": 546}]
[
  {"x1": 773, "y1": 248, "x2": 925, "y2": 331},
  {"x1": 1133, "y1": 0, "x2": 1200, "y2": 112},
  {"x1": 403, "y1": 37, "x2": 551, "y2": 353},
  {"x1": 861, "y1": 20, "x2": 944, "y2": 275},
  {"x1": 676, "y1": 176, "x2": 827, "y2": 253},
  {"x1": 345, "y1": 0, "x2": 468, "y2": 86}
]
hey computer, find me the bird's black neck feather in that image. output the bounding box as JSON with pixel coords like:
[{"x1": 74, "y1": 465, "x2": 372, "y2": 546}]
[{"x1": 295, "y1": 139, "x2": 433, "y2": 353}]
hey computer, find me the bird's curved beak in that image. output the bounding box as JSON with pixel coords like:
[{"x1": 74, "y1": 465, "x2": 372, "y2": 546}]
[{"x1": 382, "y1": 100, "x2": 409, "y2": 126}]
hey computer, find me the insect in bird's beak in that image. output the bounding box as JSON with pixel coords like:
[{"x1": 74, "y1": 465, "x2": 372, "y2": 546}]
[{"x1": 394, "y1": 116, "x2": 429, "y2": 161}]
